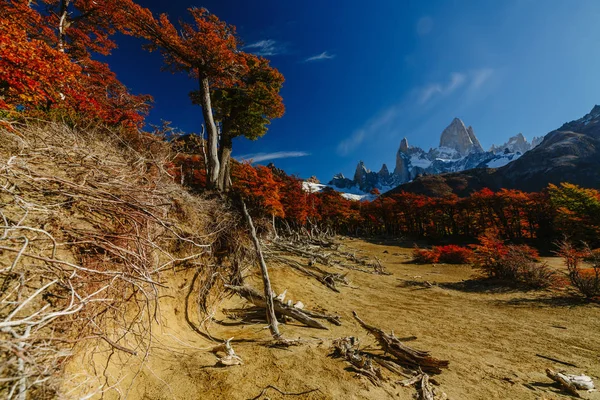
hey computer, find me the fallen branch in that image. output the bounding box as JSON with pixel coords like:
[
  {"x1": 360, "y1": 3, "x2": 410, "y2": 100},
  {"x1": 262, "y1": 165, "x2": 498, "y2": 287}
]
[
  {"x1": 266, "y1": 254, "x2": 345, "y2": 292},
  {"x1": 249, "y1": 385, "x2": 320, "y2": 400},
  {"x1": 418, "y1": 373, "x2": 436, "y2": 400},
  {"x1": 211, "y1": 338, "x2": 243, "y2": 366},
  {"x1": 225, "y1": 285, "x2": 329, "y2": 330},
  {"x1": 536, "y1": 353, "x2": 578, "y2": 368},
  {"x1": 331, "y1": 337, "x2": 382, "y2": 386},
  {"x1": 272, "y1": 241, "x2": 330, "y2": 264},
  {"x1": 241, "y1": 200, "x2": 280, "y2": 339},
  {"x1": 352, "y1": 311, "x2": 449, "y2": 374},
  {"x1": 546, "y1": 368, "x2": 581, "y2": 398}
]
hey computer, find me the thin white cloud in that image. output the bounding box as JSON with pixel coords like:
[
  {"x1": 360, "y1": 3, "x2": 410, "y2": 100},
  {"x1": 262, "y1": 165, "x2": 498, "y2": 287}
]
[
  {"x1": 244, "y1": 39, "x2": 285, "y2": 56},
  {"x1": 305, "y1": 51, "x2": 336, "y2": 62},
  {"x1": 337, "y1": 106, "x2": 400, "y2": 156},
  {"x1": 418, "y1": 72, "x2": 466, "y2": 104},
  {"x1": 470, "y1": 68, "x2": 494, "y2": 90},
  {"x1": 337, "y1": 130, "x2": 366, "y2": 156},
  {"x1": 236, "y1": 151, "x2": 310, "y2": 163}
]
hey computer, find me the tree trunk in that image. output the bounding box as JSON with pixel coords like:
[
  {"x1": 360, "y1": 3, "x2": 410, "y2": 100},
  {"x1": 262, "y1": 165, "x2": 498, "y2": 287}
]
[
  {"x1": 198, "y1": 75, "x2": 220, "y2": 190},
  {"x1": 199, "y1": 124, "x2": 208, "y2": 180},
  {"x1": 241, "y1": 200, "x2": 280, "y2": 338},
  {"x1": 58, "y1": 0, "x2": 70, "y2": 53},
  {"x1": 217, "y1": 133, "x2": 233, "y2": 191}
]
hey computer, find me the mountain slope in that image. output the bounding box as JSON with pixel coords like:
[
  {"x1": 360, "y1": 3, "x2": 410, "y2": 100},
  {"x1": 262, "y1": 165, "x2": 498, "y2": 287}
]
[
  {"x1": 388, "y1": 105, "x2": 600, "y2": 196},
  {"x1": 499, "y1": 105, "x2": 600, "y2": 191}
]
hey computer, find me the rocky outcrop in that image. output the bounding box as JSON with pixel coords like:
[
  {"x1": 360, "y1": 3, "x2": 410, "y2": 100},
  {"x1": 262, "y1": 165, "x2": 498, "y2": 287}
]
[
  {"x1": 439, "y1": 118, "x2": 483, "y2": 156},
  {"x1": 329, "y1": 173, "x2": 354, "y2": 189},
  {"x1": 354, "y1": 161, "x2": 368, "y2": 185},
  {"x1": 467, "y1": 126, "x2": 484, "y2": 153},
  {"x1": 378, "y1": 164, "x2": 390, "y2": 179},
  {"x1": 399, "y1": 137, "x2": 409, "y2": 153},
  {"x1": 490, "y1": 133, "x2": 544, "y2": 155}
]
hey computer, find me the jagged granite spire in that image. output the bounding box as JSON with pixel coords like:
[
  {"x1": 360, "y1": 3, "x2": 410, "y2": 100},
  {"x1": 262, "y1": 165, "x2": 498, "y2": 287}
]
[
  {"x1": 378, "y1": 163, "x2": 390, "y2": 178},
  {"x1": 440, "y1": 118, "x2": 483, "y2": 156},
  {"x1": 399, "y1": 137, "x2": 409, "y2": 153},
  {"x1": 466, "y1": 126, "x2": 484, "y2": 153},
  {"x1": 354, "y1": 161, "x2": 368, "y2": 185}
]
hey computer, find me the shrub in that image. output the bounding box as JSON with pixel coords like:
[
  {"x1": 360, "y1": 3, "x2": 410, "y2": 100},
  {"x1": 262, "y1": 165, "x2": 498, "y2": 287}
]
[
  {"x1": 472, "y1": 233, "x2": 555, "y2": 288},
  {"x1": 583, "y1": 248, "x2": 600, "y2": 263},
  {"x1": 557, "y1": 241, "x2": 600, "y2": 299},
  {"x1": 412, "y1": 246, "x2": 439, "y2": 264},
  {"x1": 436, "y1": 245, "x2": 473, "y2": 264}
]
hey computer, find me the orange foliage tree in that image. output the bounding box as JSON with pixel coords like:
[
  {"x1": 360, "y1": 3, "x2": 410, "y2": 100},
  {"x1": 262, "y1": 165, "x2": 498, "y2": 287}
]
[
  {"x1": 0, "y1": 0, "x2": 151, "y2": 127},
  {"x1": 119, "y1": 3, "x2": 246, "y2": 189},
  {"x1": 231, "y1": 163, "x2": 283, "y2": 219}
]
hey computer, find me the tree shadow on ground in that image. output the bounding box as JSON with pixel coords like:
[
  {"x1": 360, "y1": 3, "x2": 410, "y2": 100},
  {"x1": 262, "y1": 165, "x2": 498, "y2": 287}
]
[
  {"x1": 361, "y1": 236, "x2": 419, "y2": 248},
  {"x1": 524, "y1": 381, "x2": 572, "y2": 397},
  {"x1": 438, "y1": 278, "x2": 536, "y2": 294},
  {"x1": 496, "y1": 295, "x2": 595, "y2": 308},
  {"x1": 397, "y1": 280, "x2": 435, "y2": 290}
]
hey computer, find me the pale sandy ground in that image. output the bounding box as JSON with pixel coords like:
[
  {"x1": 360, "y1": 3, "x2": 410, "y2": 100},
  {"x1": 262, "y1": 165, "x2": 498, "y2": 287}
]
[{"x1": 66, "y1": 238, "x2": 600, "y2": 400}]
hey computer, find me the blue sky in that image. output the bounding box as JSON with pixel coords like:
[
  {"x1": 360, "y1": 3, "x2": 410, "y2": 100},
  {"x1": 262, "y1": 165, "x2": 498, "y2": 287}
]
[{"x1": 108, "y1": 0, "x2": 600, "y2": 182}]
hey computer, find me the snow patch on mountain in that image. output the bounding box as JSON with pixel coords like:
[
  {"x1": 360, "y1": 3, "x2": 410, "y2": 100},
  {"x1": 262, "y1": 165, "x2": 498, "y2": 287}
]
[
  {"x1": 302, "y1": 181, "x2": 380, "y2": 201},
  {"x1": 328, "y1": 118, "x2": 545, "y2": 195}
]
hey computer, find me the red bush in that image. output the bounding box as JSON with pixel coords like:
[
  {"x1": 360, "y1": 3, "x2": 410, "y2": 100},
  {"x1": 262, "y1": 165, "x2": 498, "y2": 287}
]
[
  {"x1": 472, "y1": 233, "x2": 554, "y2": 288},
  {"x1": 435, "y1": 245, "x2": 473, "y2": 264},
  {"x1": 557, "y1": 241, "x2": 600, "y2": 299},
  {"x1": 412, "y1": 246, "x2": 439, "y2": 264}
]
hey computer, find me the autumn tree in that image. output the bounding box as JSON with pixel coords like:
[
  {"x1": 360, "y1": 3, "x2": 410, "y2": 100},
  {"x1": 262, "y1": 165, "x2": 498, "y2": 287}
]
[
  {"x1": 232, "y1": 162, "x2": 284, "y2": 221},
  {"x1": 0, "y1": 0, "x2": 150, "y2": 127},
  {"x1": 209, "y1": 53, "x2": 285, "y2": 190},
  {"x1": 549, "y1": 183, "x2": 600, "y2": 245},
  {"x1": 119, "y1": 3, "x2": 246, "y2": 189}
]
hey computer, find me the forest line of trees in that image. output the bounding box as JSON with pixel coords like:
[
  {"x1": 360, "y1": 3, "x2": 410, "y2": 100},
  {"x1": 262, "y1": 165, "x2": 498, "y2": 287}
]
[{"x1": 170, "y1": 154, "x2": 600, "y2": 247}]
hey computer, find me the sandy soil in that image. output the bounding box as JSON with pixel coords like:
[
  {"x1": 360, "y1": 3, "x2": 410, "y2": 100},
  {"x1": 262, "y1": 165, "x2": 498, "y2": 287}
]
[{"x1": 66, "y1": 238, "x2": 600, "y2": 400}]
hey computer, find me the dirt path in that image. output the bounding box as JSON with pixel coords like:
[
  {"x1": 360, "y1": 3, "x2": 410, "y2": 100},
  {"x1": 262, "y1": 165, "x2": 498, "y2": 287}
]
[{"x1": 67, "y1": 238, "x2": 600, "y2": 399}]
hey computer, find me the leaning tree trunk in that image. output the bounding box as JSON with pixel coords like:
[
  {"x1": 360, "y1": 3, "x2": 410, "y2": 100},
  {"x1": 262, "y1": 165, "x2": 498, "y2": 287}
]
[
  {"x1": 198, "y1": 74, "x2": 220, "y2": 190},
  {"x1": 217, "y1": 133, "x2": 233, "y2": 191},
  {"x1": 57, "y1": 0, "x2": 70, "y2": 53},
  {"x1": 241, "y1": 200, "x2": 280, "y2": 338}
]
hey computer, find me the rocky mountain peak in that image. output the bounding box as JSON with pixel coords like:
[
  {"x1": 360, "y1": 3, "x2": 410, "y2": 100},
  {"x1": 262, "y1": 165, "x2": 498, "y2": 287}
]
[
  {"x1": 354, "y1": 161, "x2": 369, "y2": 184},
  {"x1": 378, "y1": 163, "x2": 390, "y2": 177},
  {"x1": 490, "y1": 133, "x2": 536, "y2": 155},
  {"x1": 439, "y1": 118, "x2": 483, "y2": 156},
  {"x1": 399, "y1": 137, "x2": 409, "y2": 153}
]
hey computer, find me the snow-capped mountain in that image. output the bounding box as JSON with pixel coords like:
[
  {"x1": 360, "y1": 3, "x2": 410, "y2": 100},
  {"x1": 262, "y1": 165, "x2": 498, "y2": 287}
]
[
  {"x1": 328, "y1": 118, "x2": 544, "y2": 194},
  {"x1": 389, "y1": 105, "x2": 600, "y2": 196},
  {"x1": 489, "y1": 133, "x2": 544, "y2": 155}
]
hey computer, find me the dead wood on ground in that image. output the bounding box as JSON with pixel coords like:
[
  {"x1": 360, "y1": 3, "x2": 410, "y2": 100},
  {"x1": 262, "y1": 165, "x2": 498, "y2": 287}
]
[
  {"x1": 241, "y1": 200, "x2": 280, "y2": 339},
  {"x1": 546, "y1": 368, "x2": 582, "y2": 398},
  {"x1": 352, "y1": 311, "x2": 449, "y2": 374},
  {"x1": 225, "y1": 285, "x2": 340, "y2": 330}
]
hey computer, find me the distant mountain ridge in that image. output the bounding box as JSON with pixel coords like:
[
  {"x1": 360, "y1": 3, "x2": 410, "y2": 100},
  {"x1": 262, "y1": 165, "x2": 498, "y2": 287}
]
[
  {"x1": 329, "y1": 118, "x2": 543, "y2": 194},
  {"x1": 389, "y1": 105, "x2": 600, "y2": 196}
]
